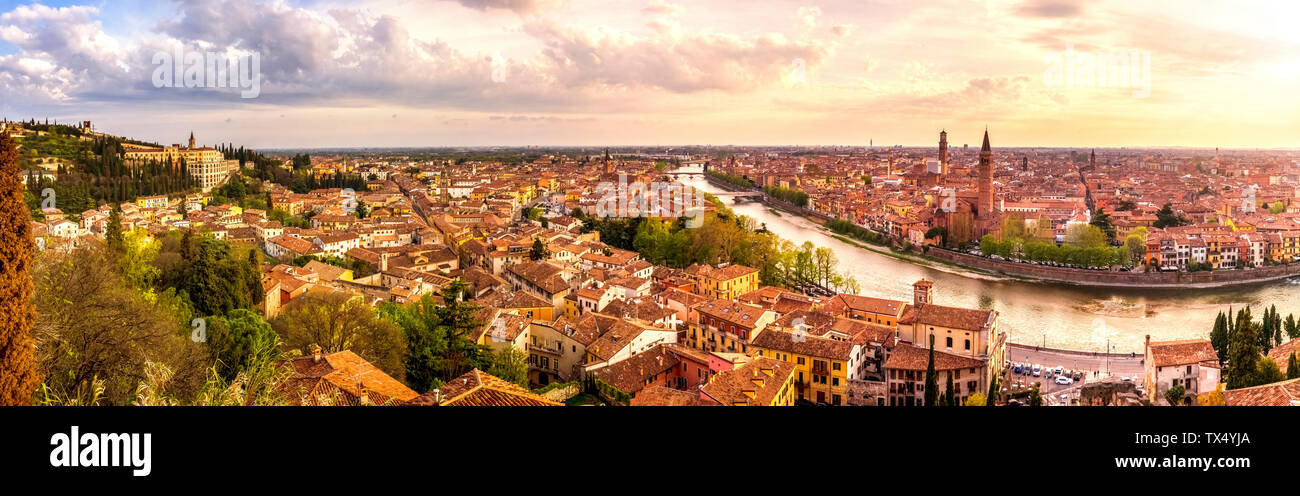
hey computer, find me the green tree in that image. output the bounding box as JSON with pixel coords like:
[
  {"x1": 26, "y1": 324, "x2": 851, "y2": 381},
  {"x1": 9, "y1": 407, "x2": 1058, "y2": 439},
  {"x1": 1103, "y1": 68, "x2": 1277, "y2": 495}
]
[
  {"x1": 1287, "y1": 352, "x2": 1299, "y2": 380},
  {"x1": 272, "y1": 291, "x2": 407, "y2": 382},
  {"x1": 944, "y1": 372, "x2": 955, "y2": 406},
  {"x1": 1090, "y1": 208, "x2": 1116, "y2": 243},
  {"x1": 1209, "y1": 311, "x2": 1229, "y2": 366},
  {"x1": 106, "y1": 204, "x2": 125, "y2": 254},
  {"x1": 924, "y1": 335, "x2": 938, "y2": 407},
  {"x1": 381, "y1": 280, "x2": 486, "y2": 393},
  {"x1": 1153, "y1": 203, "x2": 1190, "y2": 229},
  {"x1": 1256, "y1": 358, "x2": 1286, "y2": 385},
  {"x1": 964, "y1": 392, "x2": 987, "y2": 406},
  {"x1": 205, "y1": 309, "x2": 278, "y2": 381},
  {"x1": 530, "y1": 238, "x2": 549, "y2": 261},
  {"x1": 1227, "y1": 307, "x2": 1260, "y2": 389},
  {"x1": 1164, "y1": 383, "x2": 1186, "y2": 406},
  {"x1": 355, "y1": 200, "x2": 370, "y2": 219},
  {"x1": 487, "y1": 346, "x2": 529, "y2": 388},
  {"x1": 0, "y1": 133, "x2": 40, "y2": 405}
]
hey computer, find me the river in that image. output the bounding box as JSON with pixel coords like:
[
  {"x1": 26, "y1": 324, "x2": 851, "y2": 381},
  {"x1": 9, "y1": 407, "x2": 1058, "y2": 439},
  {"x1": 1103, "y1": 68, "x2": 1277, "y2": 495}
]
[{"x1": 676, "y1": 167, "x2": 1300, "y2": 353}]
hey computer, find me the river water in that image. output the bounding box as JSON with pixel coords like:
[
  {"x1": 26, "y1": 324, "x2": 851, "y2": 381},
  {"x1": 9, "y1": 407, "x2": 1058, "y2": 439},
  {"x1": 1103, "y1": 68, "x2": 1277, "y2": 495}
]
[{"x1": 677, "y1": 168, "x2": 1300, "y2": 353}]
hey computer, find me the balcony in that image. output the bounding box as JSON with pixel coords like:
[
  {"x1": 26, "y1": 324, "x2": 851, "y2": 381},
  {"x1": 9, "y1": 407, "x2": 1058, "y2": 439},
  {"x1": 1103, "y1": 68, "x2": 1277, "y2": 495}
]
[{"x1": 527, "y1": 342, "x2": 563, "y2": 355}]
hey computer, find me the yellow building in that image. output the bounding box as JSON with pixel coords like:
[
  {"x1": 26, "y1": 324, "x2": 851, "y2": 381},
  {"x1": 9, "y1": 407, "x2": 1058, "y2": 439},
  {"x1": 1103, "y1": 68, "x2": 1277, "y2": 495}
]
[
  {"x1": 684, "y1": 263, "x2": 760, "y2": 301},
  {"x1": 751, "y1": 329, "x2": 855, "y2": 405},
  {"x1": 122, "y1": 132, "x2": 239, "y2": 192},
  {"x1": 700, "y1": 357, "x2": 796, "y2": 406}
]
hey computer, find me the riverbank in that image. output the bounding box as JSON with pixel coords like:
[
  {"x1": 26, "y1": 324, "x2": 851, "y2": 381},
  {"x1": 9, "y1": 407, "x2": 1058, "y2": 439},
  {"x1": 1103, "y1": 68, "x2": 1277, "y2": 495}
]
[
  {"x1": 927, "y1": 248, "x2": 1300, "y2": 289},
  {"x1": 705, "y1": 177, "x2": 1300, "y2": 290}
]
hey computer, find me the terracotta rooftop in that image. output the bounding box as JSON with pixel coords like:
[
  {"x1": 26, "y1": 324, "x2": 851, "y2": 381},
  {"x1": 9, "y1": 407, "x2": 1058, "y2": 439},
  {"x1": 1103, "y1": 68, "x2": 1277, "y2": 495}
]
[
  {"x1": 1222, "y1": 378, "x2": 1300, "y2": 406},
  {"x1": 406, "y1": 369, "x2": 560, "y2": 406},
  {"x1": 1147, "y1": 339, "x2": 1218, "y2": 367}
]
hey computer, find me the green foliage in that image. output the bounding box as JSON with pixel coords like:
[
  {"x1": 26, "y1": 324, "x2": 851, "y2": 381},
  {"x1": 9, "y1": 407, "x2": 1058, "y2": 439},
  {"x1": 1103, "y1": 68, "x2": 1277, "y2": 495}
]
[
  {"x1": 704, "y1": 169, "x2": 754, "y2": 188},
  {"x1": 1164, "y1": 384, "x2": 1186, "y2": 406},
  {"x1": 826, "y1": 218, "x2": 886, "y2": 245},
  {"x1": 178, "y1": 237, "x2": 263, "y2": 317},
  {"x1": 1153, "y1": 203, "x2": 1190, "y2": 229},
  {"x1": 272, "y1": 291, "x2": 407, "y2": 382},
  {"x1": 1288, "y1": 352, "x2": 1299, "y2": 380},
  {"x1": 204, "y1": 309, "x2": 278, "y2": 381},
  {"x1": 379, "y1": 280, "x2": 487, "y2": 393},
  {"x1": 764, "y1": 186, "x2": 809, "y2": 207},
  {"x1": 530, "y1": 238, "x2": 549, "y2": 261},
  {"x1": 1089, "y1": 208, "x2": 1116, "y2": 243},
  {"x1": 486, "y1": 346, "x2": 529, "y2": 388},
  {"x1": 924, "y1": 335, "x2": 938, "y2": 407}
]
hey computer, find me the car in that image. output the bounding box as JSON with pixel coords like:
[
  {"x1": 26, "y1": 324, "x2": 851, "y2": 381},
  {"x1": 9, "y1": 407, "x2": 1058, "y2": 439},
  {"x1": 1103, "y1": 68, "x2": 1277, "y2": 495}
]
[
  {"x1": 1032, "y1": 364, "x2": 1042, "y2": 377},
  {"x1": 1055, "y1": 376, "x2": 1072, "y2": 385},
  {"x1": 1013, "y1": 363, "x2": 1023, "y2": 374},
  {"x1": 1059, "y1": 393, "x2": 1070, "y2": 404},
  {"x1": 1054, "y1": 366, "x2": 1064, "y2": 375},
  {"x1": 1072, "y1": 371, "x2": 1083, "y2": 381},
  {"x1": 1121, "y1": 376, "x2": 1133, "y2": 382}
]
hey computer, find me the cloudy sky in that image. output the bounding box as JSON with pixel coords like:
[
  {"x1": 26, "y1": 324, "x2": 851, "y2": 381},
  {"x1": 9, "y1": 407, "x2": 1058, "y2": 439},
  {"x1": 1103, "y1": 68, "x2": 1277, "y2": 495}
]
[{"x1": 1, "y1": 0, "x2": 1298, "y2": 149}]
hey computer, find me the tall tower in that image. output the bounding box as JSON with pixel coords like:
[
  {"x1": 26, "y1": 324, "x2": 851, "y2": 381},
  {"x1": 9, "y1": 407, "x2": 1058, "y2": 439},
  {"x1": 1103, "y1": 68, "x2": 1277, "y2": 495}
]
[
  {"x1": 188, "y1": 131, "x2": 196, "y2": 149},
  {"x1": 913, "y1": 279, "x2": 933, "y2": 307},
  {"x1": 1090, "y1": 149, "x2": 1096, "y2": 170},
  {"x1": 938, "y1": 130, "x2": 949, "y2": 175},
  {"x1": 977, "y1": 129, "x2": 994, "y2": 218}
]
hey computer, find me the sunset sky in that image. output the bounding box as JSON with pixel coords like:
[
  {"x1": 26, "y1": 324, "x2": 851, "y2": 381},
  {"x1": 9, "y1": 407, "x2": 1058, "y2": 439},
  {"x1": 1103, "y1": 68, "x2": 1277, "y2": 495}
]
[{"x1": 1, "y1": 0, "x2": 1298, "y2": 149}]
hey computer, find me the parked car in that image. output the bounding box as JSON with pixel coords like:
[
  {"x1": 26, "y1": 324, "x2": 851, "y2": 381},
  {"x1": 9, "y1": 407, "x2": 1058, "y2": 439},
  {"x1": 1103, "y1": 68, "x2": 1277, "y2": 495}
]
[
  {"x1": 1055, "y1": 376, "x2": 1072, "y2": 385},
  {"x1": 1121, "y1": 376, "x2": 1133, "y2": 382},
  {"x1": 1054, "y1": 366, "x2": 1064, "y2": 375},
  {"x1": 1072, "y1": 370, "x2": 1083, "y2": 381},
  {"x1": 1059, "y1": 393, "x2": 1070, "y2": 404},
  {"x1": 1032, "y1": 364, "x2": 1042, "y2": 377},
  {"x1": 1013, "y1": 363, "x2": 1023, "y2": 374}
]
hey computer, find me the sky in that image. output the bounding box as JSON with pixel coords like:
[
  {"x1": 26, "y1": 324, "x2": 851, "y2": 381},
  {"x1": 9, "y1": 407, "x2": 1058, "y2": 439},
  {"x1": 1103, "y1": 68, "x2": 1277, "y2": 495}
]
[{"x1": 1, "y1": 0, "x2": 1299, "y2": 149}]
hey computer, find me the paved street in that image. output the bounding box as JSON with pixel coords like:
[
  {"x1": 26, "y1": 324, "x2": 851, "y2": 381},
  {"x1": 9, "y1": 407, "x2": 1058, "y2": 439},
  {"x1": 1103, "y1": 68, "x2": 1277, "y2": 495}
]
[{"x1": 1002, "y1": 345, "x2": 1146, "y2": 405}]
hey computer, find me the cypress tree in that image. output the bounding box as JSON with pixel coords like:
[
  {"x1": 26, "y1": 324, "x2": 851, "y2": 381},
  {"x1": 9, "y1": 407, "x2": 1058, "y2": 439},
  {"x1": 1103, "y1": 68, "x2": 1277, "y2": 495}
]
[
  {"x1": 1228, "y1": 307, "x2": 1260, "y2": 389},
  {"x1": 1209, "y1": 311, "x2": 1229, "y2": 366},
  {"x1": 944, "y1": 372, "x2": 955, "y2": 406},
  {"x1": 106, "y1": 204, "x2": 124, "y2": 254},
  {"x1": 924, "y1": 334, "x2": 938, "y2": 406},
  {"x1": 0, "y1": 133, "x2": 41, "y2": 404},
  {"x1": 1288, "y1": 352, "x2": 1299, "y2": 380}
]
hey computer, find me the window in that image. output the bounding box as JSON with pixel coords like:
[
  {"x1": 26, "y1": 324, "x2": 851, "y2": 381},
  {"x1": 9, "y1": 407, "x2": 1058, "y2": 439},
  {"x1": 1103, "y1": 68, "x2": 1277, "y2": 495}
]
[
  {"x1": 832, "y1": 377, "x2": 839, "y2": 386},
  {"x1": 797, "y1": 357, "x2": 806, "y2": 365},
  {"x1": 964, "y1": 339, "x2": 971, "y2": 350},
  {"x1": 945, "y1": 337, "x2": 953, "y2": 348},
  {"x1": 833, "y1": 362, "x2": 841, "y2": 371}
]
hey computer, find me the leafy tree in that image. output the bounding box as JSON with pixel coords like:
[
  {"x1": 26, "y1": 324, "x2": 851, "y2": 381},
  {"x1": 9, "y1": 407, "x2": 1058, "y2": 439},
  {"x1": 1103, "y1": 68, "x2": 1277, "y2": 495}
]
[
  {"x1": 1209, "y1": 311, "x2": 1229, "y2": 366},
  {"x1": 380, "y1": 280, "x2": 486, "y2": 393},
  {"x1": 486, "y1": 346, "x2": 529, "y2": 388},
  {"x1": 924, "y1": 335, "x2": 938, "y2": 406},
  {"x1": 1027, "y1": 383, "x2": 1042, "y2": 406},
  {"x1": 1286, "y1": 314, "x2": 1298, "y2": 341},
  {"x1": 1153, "y1": 203, "x2": 1190, "y2": 229},
  {"x1": 944, "y1": 372, "x2": 955, "y2": 406},
  {"x1": 530, "y1": 238, "x2": 549, "y2": 261},
  {"x1": 1269, "y1": 201, "x2": 1285, "y2": 214},
  {"x1": 205, "y1": 309, "x2": 278, "y2": 381},
  {"x1": 1227, "y1": 307, "x2": 1260, "y2": 389},
  {"x1": 272, "y1": 291, "x2": 406, "y2": 381},
  {"x1": 355, "y1": 200, "x2": 370, "y2": 219},
  {"x1": 106, "y1": 204, "x2": 125, "y2": 254},
  {"x1": 1164, "y1": 384, "x2": 1186, "y2": 406},
  {"x1": 1256, "y1": 357, "x2": 1286, "y2": 385},
  {"x1": 1090, "y1": 208, "x2": 1116, "y2": 243},
  {"x1": 1288, "y1": 352, "x2": 1299, "y2": 380},
  {"x1": 33, "y1": 244, "x2": 207, "y2": 405},
  {"x1": 987, "y1": 376, "x2": 999, "y2": 407},
  {"x1": 0, "y1": 133, "x2": 40, "y2": 405},
  {"x1": 964, "y1": 392, "x2": 986, "y2": 406}
]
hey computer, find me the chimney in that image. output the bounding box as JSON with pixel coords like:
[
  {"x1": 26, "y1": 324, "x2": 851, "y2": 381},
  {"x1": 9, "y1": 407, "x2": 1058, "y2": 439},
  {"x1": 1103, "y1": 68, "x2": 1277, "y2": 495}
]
[{"x1": 311, "y1": 344, "x2": 323, "y2": 363}]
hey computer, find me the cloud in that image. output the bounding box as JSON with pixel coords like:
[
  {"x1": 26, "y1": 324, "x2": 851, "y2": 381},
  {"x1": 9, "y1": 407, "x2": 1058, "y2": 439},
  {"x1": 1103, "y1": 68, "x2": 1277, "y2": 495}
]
[
  {"x1": 452, "y1": 0, "x2": 562, "y2": 15},
  {"x1": 796, "y1": 6, "x2": 821, "y2": 28},
  {"x1": 1014, "y1": 0, "x2": 1085, "y2": 18},
  {"x1": 641, "y1": 0, "x2": 684, "y2": 17},
  {"x1": 522, "y1": 21, "x2": 831, "y2": 93},
  {"x1": 831, "y1": 24, "x2": 855, "y2": 37}
]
